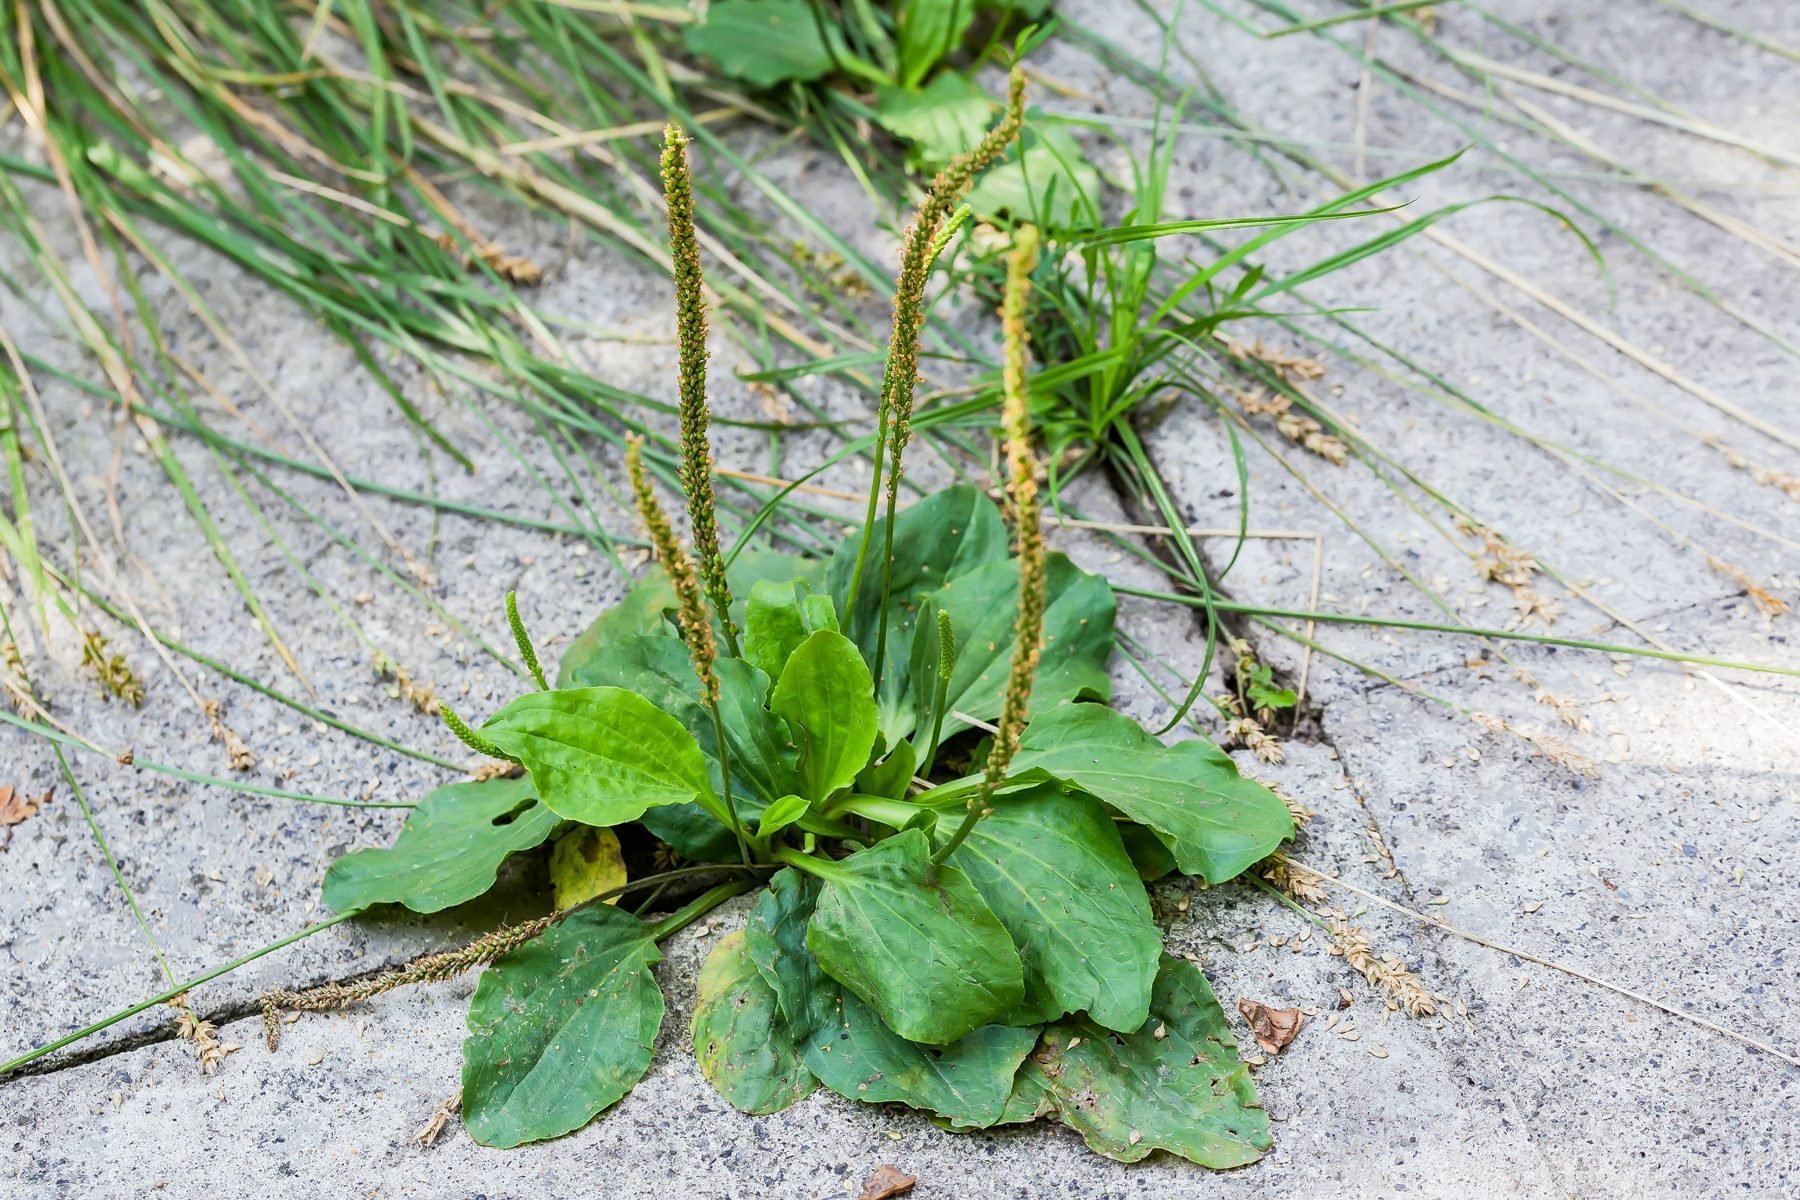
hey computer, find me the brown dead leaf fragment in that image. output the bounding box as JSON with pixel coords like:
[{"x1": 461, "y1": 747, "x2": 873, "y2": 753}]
[
  {"x1": 0, "y1": 785, "x2": 46, "y2": 830},
  {"x1": 1237, "y1": 999, "x2": 1304, "y2": 1055},
  {"x1": 857, "y1": 1165, "x2": 918, "y2": 1200}
]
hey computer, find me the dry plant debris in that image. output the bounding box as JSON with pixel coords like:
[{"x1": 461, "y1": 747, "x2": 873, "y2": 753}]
[
  {"x1": 81, "y1": 629, "x2": 144, "y2": 705},
  {"x1": 433, "y1": 232, "x2": 542, "y2": 286},
  {"x1": 415, "y1": 1089, "x2": 463, "y2": 1148},
  {"x1": 1260, "y1": 858, "x2": 1328, "y2": 905},
  {"x1": 1470, "y1": 711, "x2": 1599, "y2": 777},
  {"x1": 857, "y1": 1165, "x2": 919, "y2": 1200},
  {"x1": 1459, "y1": 518, "x2": 1562, "y2": 627},
  {"x1": 1704, "y1": 555, "x2": 1789, "y2": 617},
  {"x1": 203, "y1": 699, "x2": 256, "y2": 770},
  {"x1": 373, "y1": 652, "x2": 439, "y2": 714},
  {"x1": 1237, "y1": 388, "x2": 1349, "y2": 465},
  {"x1": 168, "y1": 993, "x2": 238, "y2": 1075},
  {"x1": 0, "y1": 784, "x2": 46, "y2": 830},
  {"x1": 1236, "y1": 1000, "x2": 1304, "y2": 1055},
  {"x1": 1325, "y1": 913, "x2": 1442, "y2": 1018},
  {"x1": 1217, "y1": 693, "x2": 1285, "y2": 764}
]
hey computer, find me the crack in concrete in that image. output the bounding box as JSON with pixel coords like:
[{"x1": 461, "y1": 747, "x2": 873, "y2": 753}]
[{"x1": 4, "y1": 996, "x2": 268, "y2": 1081}]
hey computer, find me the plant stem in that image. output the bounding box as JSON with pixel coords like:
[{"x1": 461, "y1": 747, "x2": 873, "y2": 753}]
[
  {"x1": 707, "y1": 698, "x2": 753, "y2": 867},
  {"x1": 931, "y1": 226, "x2": 1044, "y2": 874},
  {"x1": 646, "y1": 877, "x2": 760, "y2": 942},
  {"x1": 771, "y1": 844, "x2": 854, "y2": 882},
  {"x1": 928, "y1": 799, "x2": 989, "y2": 870},
  {"x1": 842, "y1": 391, "x2": 891, "y2": 625},
  {"x1": 915, "y1": 607, "x2": 957, "y2": 776}
]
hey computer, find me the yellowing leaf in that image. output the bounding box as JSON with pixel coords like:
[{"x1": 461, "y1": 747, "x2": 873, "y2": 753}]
[
  {"x1": 692, "y1": 930, "x2": 816, "y2": 1114},
  {"x1": 548, "y1": 825, "x2": 627, "y2": 909}
]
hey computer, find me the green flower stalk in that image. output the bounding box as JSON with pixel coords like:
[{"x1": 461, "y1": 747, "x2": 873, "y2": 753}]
[
  {"x1": 932, "y1": 226, "x2": 1044, "y2": 869},
  {"x1": 627, "y1": 435, "x2": 751, "y2": 866},
  {"x1": 661, "y1": 124, "x2": 738, "y2": 657},
  {"x1": 506, "y1": 590, "x2": 548, "y2": 691},
  {"x1": 853, "y1": 68, "x2": 1028, "y2": 690},
  {"x1": 626, "y1": 434, "x2": 718, "y2": 704},
  {"x1": 440, "y1": 702, "x2": 517, "y2": 764},
  {"x1": 917, "y1": 607, "x2": 958, "y2": 779},
  {"x1": 882, "y1": 69, "x2": 1028, "y2": 513}
]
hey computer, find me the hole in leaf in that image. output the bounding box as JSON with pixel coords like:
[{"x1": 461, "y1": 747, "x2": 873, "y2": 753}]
[{"x1": 491, "y1": 798, "x2": 537, "y2": 827}]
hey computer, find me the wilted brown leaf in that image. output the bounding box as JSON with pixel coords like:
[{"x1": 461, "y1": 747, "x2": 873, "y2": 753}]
[
  {"x1": 0, "y1": 785, "x2": 46, "y2": 830},
  {"x1": 1237, "y1": 999, "x2": 1304, "y2": 1055},
  {"x1": 857, "y1": 1165, "x2": 918, "y2": 1200}
]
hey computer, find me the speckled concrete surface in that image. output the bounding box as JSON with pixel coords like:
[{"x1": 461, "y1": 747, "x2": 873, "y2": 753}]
[{"x1": 3, "y1": 1, "x2": 1797, "y2": 1197}]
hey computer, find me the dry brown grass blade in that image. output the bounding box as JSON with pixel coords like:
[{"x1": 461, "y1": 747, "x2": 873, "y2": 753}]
[
  {"x1": 98, "y1": 206, "x2": 435, "y2": 587},
  {"x1": 1447, "y1": 47, "x2": 1800, "y2": 169},
  {"x1": 1417, "y1": 224, "x2": 1796, "y2": 453},
  {"x1": 500, "y1": 106, "x2": 738, "y2": 156},
  {"x1": 1418, "y1": 72, "x2": 1800, "y2": 275},
  {"x1": 1264, "y1": 79, "x2": 1800, "y2": 454}
]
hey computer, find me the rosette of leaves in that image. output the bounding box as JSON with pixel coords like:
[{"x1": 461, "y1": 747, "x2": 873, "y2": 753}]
[
  {"x1": 316, "y1": 86, "x2": 1292, "y2": 1166},
  {"x1": 322, "y1": 487, "x2": 1288, "y2": 1158}
]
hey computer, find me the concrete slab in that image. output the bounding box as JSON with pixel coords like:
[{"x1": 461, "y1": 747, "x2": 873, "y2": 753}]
[
  {"x1": 2, "y1": 747, "x2": 1566, "y2": 1200},
  {"x1": 1, "y1": 0, "x2": 1796, "y2": 1196}
]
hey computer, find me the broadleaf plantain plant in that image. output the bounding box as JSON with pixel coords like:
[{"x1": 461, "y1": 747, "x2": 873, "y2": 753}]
[{"x1": 304, "y1": 70, "x2": 1292, "y2": 1166}]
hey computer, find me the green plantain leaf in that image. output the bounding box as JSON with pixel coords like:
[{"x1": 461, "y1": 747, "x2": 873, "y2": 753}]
[
  {"x1": 746, "y1": 870, "x2": 1037, "y2": 1128},
  {"x1": 744, "y1": 578, "x2": 838, "y2": 686},
  {"x1": 895, "y1": 0, "x2": 978, "y2": 88},
  {"x1": 769, "y1": 630, "x2": 879, "y2": 803},
  {"x1": 806, "y1": 829, "x2": 1024, "y2": 1044},
  {"x1": 1021, "y1": 955, "x2": 1272, "y2": 1167},
  {"x1": 558, "y1": 551, "x2": 820, "y2": 686},
  {"x1": 482, "y1": 686, "x2": 718, "y2": 828},
  {"x1": 968, "y1": 130, "x2": 1105, "y2": 233},
  {"x1": 756, "y1": 793, "x2": 810, "y2": 839},
  {"x1": 461, "y1": 905, "x2": 663, "y2": 1147},
  {"x1": 1117, "y1": 821, "x2": 1178, "y2": 882},
  {"x1": 855, "y1": 736, "x2": 917, "y2": 801},
  {"x1": 322, "y1": 775, "x2": 557, "y2": 915},
  {"x1": 935, "y1": 1069, "x2": 1052, "y2": 1133},
  {"x1": 825, "y1": 485, "x2": 1010, "y2": 739},
  {"x1": 692, "y1": 930, "x2": 817, "y2": 1115},
  {"x1": 682, "y1": 0, "x2": 834, "y2": 88},
  {"x1": 874, "y1": 74, "x2": 995, "y2": 168},
  {"x1": 554, "y1": 575, "x2": 676, "y2": 688},
  {"x1": 1010, "y1": 703, "x2": 1293, "y2": 884},
  {"x1": 915, "y1": 553, "x2": 1115, "y2": 742},
  {"x1": 944, "y1": 781, "x2": 1161, "y2": 1032},
  {"x1": 559, "y1": 634, "x2": 794, "y2": 858},
  {"x1": 744, "y1": 871, "x2": 833, "y2": 1036}
]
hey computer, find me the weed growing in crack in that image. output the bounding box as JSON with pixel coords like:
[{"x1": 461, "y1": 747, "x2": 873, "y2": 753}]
[{"x1": 281, "y1": 76, "x2": 1300, "y2": 1167}]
